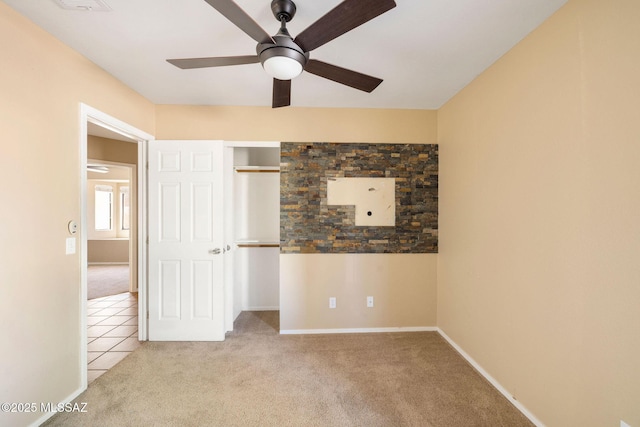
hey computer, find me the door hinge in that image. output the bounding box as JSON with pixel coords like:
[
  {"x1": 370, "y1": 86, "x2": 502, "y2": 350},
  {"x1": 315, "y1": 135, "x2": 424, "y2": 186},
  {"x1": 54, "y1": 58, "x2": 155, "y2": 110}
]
[{"x1": 147, "y1": 311, "x2": 149, "y2": 320}]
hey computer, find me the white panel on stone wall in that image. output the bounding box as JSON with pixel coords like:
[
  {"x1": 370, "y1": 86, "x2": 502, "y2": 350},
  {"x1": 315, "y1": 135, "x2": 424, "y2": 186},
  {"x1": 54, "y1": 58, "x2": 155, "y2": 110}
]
[{"x1": 327, "y1": 178, "x2": 396, "y2": 226}]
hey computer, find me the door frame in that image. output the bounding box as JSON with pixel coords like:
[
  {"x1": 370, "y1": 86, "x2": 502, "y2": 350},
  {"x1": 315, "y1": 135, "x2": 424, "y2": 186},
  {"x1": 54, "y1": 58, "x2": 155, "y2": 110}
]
[{"x1": 79, "y1": 103, "x2": 154, "y2": 388}]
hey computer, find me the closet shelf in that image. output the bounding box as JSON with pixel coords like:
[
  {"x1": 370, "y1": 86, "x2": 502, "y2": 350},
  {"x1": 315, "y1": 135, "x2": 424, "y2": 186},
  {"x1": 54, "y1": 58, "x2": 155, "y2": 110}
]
[
  {"x1": 234, "y1": 166, "x2": 280, "y2": 173},
  {"x1": 235, "y1": 240, "x2": 280, "y2": 248}
]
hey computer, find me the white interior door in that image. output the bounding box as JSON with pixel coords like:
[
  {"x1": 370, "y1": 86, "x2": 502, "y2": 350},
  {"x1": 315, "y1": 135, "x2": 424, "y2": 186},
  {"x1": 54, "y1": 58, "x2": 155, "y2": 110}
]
[{"x1": 148, "y1": 140, "x2": 225, "y2": 341}]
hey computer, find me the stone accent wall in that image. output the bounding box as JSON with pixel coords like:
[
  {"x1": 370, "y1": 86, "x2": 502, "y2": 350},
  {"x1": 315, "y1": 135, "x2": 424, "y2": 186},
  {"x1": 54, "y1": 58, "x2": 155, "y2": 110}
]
[{"x1": 280, "y1": 142, "x2": 438, "y2": 253}]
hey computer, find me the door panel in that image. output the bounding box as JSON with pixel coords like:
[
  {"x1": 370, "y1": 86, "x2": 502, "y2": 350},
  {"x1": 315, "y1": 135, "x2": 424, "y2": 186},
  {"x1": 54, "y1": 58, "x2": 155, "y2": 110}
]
[
  {"x1": 159, "y1": 183, "x2": 181, "y2": 241},
  {"x1": 192, "y1": 183, "x2": 213, "y2": 241},
  {"x1": 192, "y1": 260, "x2": 213, "y2": 319},
  {"x1": 149, "y1": 140, "x2": 225, "y2": 341},
  {"x1": 159, "y1": 260, "x2": 180, "y2": 319}
]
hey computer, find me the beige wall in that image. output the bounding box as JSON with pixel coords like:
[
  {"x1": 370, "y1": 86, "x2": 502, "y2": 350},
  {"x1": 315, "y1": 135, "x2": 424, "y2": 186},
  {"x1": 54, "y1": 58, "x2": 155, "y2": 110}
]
[
  {"x1": 281, "y1": 254, "x2": 437, "y2": 331},
  {"x1": 437, "y1": 0, "x2": 640, "y2": 425},
  {"x1": 156, "y1": 105, "x2": 437, "y2": 144},
  {"x1": 88, "y1": 240, "x2": 129, "y2": 264},
  {"x1": 88, "y1": 135, "x2": 138, "y2": 164},
  {"x1": 0, "y1": 3, "x2": 154, "y2": 426}
]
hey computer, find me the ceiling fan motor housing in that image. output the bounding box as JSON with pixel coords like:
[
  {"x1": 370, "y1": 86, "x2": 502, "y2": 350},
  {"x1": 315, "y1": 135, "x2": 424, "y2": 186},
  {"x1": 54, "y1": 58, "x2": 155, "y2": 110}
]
[
  {"x1": 257, "y1": 35, "x2": 307, "y2": 62},
  {"x1": 257, "y1": 34, "x2": 309, "y2": 78}
]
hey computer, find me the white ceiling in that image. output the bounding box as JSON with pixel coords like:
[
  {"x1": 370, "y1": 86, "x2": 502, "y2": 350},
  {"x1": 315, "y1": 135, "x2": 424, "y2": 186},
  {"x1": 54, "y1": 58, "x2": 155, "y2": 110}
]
[{"x1": 4, "y1": 0, "x2": 567, "y2": 109}]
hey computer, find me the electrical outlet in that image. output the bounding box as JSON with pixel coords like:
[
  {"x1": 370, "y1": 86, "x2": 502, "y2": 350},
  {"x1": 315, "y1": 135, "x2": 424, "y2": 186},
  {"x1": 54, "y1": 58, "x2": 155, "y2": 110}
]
[
  {"x1": 367, "y1": 296, "x2": 374, "y2": 308},
  {"x1": 329, "y1": 297, "x2": 336, "y2": 309}
]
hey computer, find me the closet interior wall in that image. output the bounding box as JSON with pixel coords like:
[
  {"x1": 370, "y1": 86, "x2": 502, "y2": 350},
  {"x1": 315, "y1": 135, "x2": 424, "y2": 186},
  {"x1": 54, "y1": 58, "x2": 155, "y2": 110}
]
[{"x1": 232, "y1": 147, "x2": 280, "y2": 318}]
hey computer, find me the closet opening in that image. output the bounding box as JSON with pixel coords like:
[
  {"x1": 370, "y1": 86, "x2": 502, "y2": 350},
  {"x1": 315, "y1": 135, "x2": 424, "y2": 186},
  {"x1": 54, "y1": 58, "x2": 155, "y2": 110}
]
[{"x1": 227, "y1": 144, "x2": 281, "y2": 330}]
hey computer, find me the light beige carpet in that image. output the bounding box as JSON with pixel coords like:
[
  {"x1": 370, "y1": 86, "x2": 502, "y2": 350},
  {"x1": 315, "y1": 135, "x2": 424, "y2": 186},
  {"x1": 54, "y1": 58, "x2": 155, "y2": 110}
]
[
  {"x1": 87, "y1": 265, "x2": 129, "y2": 300},
  {"x1": 44, "y1": 312, "x2": 533, "y2": 426}
]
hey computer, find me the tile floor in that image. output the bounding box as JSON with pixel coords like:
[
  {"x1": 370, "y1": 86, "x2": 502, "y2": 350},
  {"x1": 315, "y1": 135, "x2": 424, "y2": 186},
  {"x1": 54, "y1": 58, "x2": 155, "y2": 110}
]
[{"x1": 87, "y1": 292, "x2": 139, "y2": 383}]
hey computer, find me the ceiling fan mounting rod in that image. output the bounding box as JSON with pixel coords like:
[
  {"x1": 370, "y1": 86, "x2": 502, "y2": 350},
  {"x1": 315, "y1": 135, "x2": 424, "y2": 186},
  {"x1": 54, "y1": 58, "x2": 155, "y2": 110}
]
[{"x1": 277, "y1": 15, "x2": 291, "y2": 38}]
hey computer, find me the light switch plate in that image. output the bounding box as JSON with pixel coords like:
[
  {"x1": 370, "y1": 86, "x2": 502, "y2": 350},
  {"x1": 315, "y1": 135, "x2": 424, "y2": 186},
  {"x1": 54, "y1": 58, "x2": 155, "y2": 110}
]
[{"x1": 66, "y1": 237, "x2": 76, "y2": 255}]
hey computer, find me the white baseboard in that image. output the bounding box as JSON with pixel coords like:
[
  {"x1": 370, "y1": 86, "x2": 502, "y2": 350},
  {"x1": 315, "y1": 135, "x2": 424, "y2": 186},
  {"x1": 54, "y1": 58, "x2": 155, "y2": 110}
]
[
  {"x1": 29, "y1": 385, "x2": 85, "y2": 427},
  {"x1": 88, "y1": 262, "x2": 129, "y2": 266},
  {"x1": 436, "y1": 329, "x2": 544, "y2": 427},
  {"x1": 280, "y1": 326, "x2": 438, "y2": 335},
  {"x1": 244, "y1": 306, "x2": 279, "y2": 311}
]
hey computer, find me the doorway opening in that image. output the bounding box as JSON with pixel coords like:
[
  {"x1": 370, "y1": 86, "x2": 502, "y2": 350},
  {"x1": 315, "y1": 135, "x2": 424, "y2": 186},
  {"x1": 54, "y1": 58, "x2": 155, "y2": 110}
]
[
  {"x1": 85, "y1": 158, "x2": 137, "y2": 383},
  {"x1": 79, "y1": 104, "x2": 152, "y2": 388}
]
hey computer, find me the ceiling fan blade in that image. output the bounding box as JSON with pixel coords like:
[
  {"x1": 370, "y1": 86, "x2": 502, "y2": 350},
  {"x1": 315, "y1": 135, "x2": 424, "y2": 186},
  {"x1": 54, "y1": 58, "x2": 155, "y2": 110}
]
[
  {"x1": 305, "y1": 59, "x2": 383, "y2": 92},
  {"x1": 294, "y1": 0, "x2": 396, "y2": 52},
  {"x1": 203, "y1": 0, "x2": 274, "y2": 44},
  {"x1": 167, "y1": 55, "x2": 260, "y2": 69},
  {"x1": 272, "y1": 79, "x2": 291, "y2": 108}
]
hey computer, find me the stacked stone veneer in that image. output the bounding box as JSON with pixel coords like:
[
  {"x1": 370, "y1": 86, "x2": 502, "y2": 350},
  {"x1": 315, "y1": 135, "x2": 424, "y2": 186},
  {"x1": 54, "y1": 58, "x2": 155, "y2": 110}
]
[{"x1": 280, "y1": 142, "x2": 438, "y2": 254}]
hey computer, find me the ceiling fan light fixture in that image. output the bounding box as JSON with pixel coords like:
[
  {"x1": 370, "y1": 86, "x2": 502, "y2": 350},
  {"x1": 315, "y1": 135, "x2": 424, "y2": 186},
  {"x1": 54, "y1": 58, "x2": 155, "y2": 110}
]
[
  {"x1": 258, "y1": 35, "x2": 308, "y2": 81},
  {"x1": 262, "y1": 55, "x2": 303, "y2": 80}
]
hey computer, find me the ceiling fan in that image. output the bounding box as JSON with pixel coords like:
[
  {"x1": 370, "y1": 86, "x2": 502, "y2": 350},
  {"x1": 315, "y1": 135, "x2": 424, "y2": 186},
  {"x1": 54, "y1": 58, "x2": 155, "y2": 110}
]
[{"x1": 167, "y1": 0, "x2": 397, "y2": 108}]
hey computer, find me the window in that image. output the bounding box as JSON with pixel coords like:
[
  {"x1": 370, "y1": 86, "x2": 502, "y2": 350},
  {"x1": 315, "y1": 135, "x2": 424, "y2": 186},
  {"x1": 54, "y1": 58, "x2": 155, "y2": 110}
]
[
  {"x1": 95, "y1": 185, "x2": 113, "y2": 231},
  {"x1": 120, "y1": 186, "x2": 130, "y2": 231}
]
